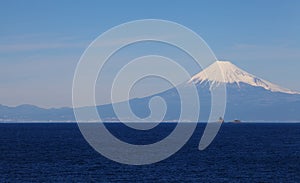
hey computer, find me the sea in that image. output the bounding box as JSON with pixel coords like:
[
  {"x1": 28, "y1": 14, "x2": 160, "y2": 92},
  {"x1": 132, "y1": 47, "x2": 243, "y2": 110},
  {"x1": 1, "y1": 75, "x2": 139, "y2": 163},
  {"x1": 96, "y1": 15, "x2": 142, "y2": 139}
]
[{"x1": 0, "y1": 123, "x2": 299, "y2": 182}]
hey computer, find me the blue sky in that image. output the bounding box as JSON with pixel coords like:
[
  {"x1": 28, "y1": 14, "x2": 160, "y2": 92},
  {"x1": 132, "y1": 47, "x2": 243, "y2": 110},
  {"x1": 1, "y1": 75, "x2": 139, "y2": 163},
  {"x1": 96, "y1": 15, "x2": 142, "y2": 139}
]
[{"x1": 1, "y1": 0, "x2": 300, "y2": 107}]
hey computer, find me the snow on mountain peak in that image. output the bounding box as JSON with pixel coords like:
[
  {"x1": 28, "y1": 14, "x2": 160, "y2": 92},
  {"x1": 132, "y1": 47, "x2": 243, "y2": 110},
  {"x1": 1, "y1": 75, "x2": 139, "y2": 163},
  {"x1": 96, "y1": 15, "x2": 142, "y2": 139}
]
[{"x1": 189, "y1": 61, "x2": 300, "y2": 94}]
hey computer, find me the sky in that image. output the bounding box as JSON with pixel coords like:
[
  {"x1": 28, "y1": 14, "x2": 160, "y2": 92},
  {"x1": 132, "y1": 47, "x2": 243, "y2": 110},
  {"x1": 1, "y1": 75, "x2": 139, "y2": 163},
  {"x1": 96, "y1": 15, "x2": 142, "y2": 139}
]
[{"x1": 1, "y1": 0, "x2": 300, "y2": 108}]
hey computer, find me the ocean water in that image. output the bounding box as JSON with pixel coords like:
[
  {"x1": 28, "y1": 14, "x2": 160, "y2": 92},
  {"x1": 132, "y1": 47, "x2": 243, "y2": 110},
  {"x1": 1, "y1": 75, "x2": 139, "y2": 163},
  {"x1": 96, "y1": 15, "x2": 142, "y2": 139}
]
[{"x1": 0, "y1": 123, "x2": 299, "y2": 182}]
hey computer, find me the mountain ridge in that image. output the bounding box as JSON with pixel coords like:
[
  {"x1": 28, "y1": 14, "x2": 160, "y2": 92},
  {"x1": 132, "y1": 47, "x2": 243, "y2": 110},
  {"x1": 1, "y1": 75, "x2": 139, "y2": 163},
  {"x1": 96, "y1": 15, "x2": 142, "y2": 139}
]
[{"x1": 1, "y1": 61, "x2": 300, "y2": 122}]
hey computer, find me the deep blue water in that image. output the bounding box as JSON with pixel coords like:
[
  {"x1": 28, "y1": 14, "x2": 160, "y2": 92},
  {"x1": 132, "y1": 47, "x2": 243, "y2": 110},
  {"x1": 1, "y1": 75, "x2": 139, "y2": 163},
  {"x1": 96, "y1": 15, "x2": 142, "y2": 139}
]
[{"x1": 0, "y1": 123, "x2": 299, "y2": 182}]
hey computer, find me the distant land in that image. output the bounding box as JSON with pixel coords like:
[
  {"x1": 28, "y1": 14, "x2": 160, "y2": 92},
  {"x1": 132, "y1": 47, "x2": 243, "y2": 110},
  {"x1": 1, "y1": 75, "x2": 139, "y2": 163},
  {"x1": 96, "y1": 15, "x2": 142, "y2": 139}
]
[{"x1": 1, "y1": 61, "x2": 300, "y2": 122}]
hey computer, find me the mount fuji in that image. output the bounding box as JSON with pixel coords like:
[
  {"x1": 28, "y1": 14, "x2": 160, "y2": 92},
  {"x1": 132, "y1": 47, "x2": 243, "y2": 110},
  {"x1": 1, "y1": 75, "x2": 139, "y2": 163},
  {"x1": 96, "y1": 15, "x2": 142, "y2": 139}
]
[
  {"x1": 117, "y1": 61, "x2": 300, "y2": 122},
  {"x1": 1, "y1": 61, "x2": 300, "y2": 122}
]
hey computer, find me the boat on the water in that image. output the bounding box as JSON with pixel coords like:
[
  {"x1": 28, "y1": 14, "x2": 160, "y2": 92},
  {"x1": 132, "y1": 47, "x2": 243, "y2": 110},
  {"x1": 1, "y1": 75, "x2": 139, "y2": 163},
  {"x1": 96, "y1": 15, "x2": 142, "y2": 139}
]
[
  {"x1": 233, "y1": 119, "x2": 241, "y2": 123},
  {"x1": 218, "y1": 117, "x2": 224, "y2": 123}
]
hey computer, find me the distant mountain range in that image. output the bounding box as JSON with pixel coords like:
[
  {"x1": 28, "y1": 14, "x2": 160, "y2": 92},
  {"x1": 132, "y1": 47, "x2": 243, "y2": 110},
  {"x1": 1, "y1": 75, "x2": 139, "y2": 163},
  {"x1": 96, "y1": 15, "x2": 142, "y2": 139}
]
[{"x1": 1, "y1": 61, "x2": 300, "y2": 122}]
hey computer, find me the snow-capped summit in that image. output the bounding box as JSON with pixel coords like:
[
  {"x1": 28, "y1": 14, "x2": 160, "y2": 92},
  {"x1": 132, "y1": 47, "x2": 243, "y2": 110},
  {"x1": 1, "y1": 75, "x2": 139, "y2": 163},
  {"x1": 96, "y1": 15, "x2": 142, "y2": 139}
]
[{"x1": 189, "y1": 61, "x2": 300, "y2": 94}]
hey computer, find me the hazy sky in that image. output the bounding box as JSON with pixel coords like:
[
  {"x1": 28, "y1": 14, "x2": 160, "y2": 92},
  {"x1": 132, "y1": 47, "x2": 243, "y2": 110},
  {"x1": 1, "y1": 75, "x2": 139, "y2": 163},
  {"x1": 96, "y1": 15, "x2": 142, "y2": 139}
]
[{"x1": 1, "y1": 0, "x2": 300, "y2": 108}]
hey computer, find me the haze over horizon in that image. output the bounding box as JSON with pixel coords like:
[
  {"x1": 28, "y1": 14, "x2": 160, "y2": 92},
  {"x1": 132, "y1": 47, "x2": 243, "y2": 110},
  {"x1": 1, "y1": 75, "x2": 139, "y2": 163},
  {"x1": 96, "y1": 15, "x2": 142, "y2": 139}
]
[{"x1": 1, "y1": 1, "x2": 300, "y2": 108}]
